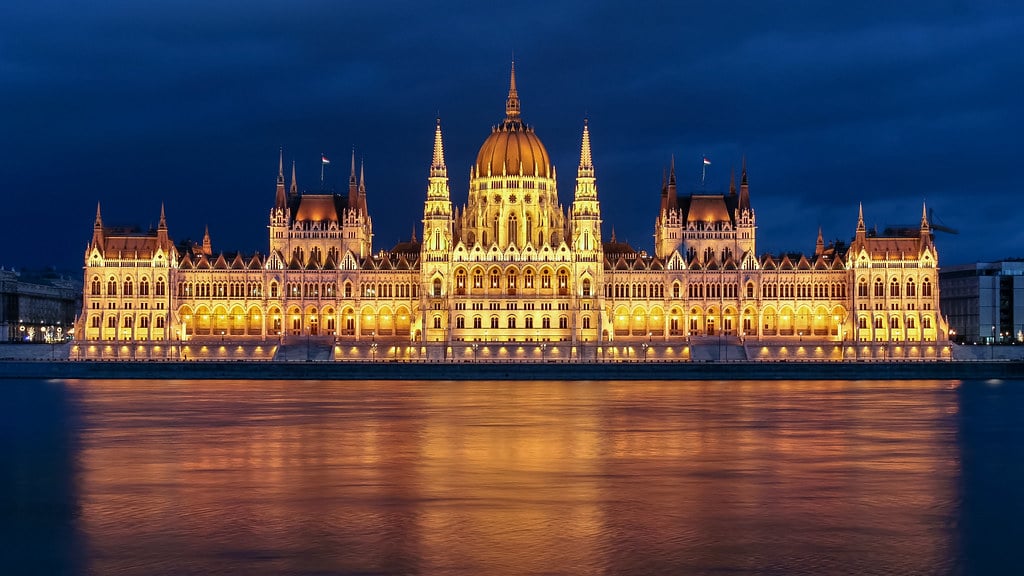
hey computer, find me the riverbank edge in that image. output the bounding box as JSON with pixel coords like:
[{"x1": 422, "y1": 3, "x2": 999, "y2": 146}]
[{"x1": 2, "y1": 359, "x2": 1022, "y2": 381}]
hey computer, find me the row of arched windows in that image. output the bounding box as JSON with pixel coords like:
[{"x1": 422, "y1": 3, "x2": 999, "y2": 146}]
[
  {"x1": 858, "y1": 277, "x2": 932, "y2": 298},
  {"x1": 857, "y1": 315, "x2": 933, "y2": 330},
  {"x1": 451, "y1": 315, "x2": 575, "y2": 330},
  {"x1": 89, "y1": 315, "x2": 166, "y2": 329},
  {"x1": 91, "y1": 276, "x2": 165, "y2": 297},
  {"x1": 606, "y1": 283, "x2": 665, "y2": 299}
]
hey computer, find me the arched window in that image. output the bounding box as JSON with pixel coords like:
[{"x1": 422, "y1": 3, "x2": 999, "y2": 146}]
[
  {"x1": 507, "y1": 270, "x2": 517, "y2": 293},
  {"x1": 874, "y1": 317, "x2": 883, "y2": 329},
  {"x1": 673, "y1": 283, "x2": 681, "y2": 299},
  {"x1": 344, "y1": 282, "x2": 352, "y2": 298},
  {"x1": 922, "y1": 316, "x2": 932, "y2": 329},
  {"x1": 432, "y1": 278, "x2": 442, "y2": 297},
  {"x1": 583, "y1": 317, "x2": 591, "y2": 329},
  {"x1": 107, "y1": 278, "x2": 117, "y2": 296},
  {"x1": 91, "y1": 316, "x2": 100, "y2": 328},
  {"x1": 541, "y1": 270, "x2": 551, "y2": 289},
  {"x1": 507, "y1": 316, "x2": 516, "y2": 329},
  {"x1": 922, "y1": 278, "x2": 932, "y2": 297},
  {"x1": 508, "y1": 214, "x2": 518, "y2": 246},
  {"x1": 874, "y1": 279, "x2": 884, "y2": 297},
  {"x1": 91, "y1": 277, "x2": 101, "y2": 296},
  {"x1": 156, "y1": 317, "x2": 165, "y2": 328},
  {"x1": 746, "y1": 282, "x2": 755, "y2": 299},
  {"x1": 123, "y1": 316, "x2": 133, "y2": 328},
  {"x1": 906, "y1": 279, "x2": 916, "y2": 297},
  {"x1": 524, "y1": 269, "x2": 535, "y2": 289},
  {"x1": 490, "y1": 316, "x2": 499, "y2": 329},
  {"x1": 858, "y1": 316, "x2": 867, "y2": 329},
  {"x1": 456, "y1": 270, "x2": 467, "y2": 294},
  {"x1": 473, "y1": 269, "x2": 484, "y2": 289},
  {"x1": 123, "y1": 280, "x2": 133, "y2": 296},
  {"x1": 858, "y1": 279, "x2": 868, "y2": 297},
  {"x1": 140, "y1": 317, "x2": 150, "y2": 328},
  {"x1": 890, "y1": 317, "x2": 900, "y2": 329},
  {"x1": 558, "y1": 316, "x2": 568, "y2": 329},
  {"x1": 156, "y1": 279, "x2": 165, "y2": 296},
  {"x1": 907, "y1": 317, "x2": 916, "y2": 329},
  {"x1": 270, "y1": 282, "x2": 279, "y2": 298},
  {"x1": 582, "y1": 279, "x2": 591, "y2": 297},
  {"x1": 455, "y1": 316, "x2": 465, "y2": 329},
  {"x1": 433, "y1": 316, "x2": 442, "y2": 329},
  {"x1": 473, "y1": 316, "x2": 482, "y2": 329},
  {"x1": 890, "y1": 278, "x2": 900, "y2": 298},
  {"x1": 557, "y1": 270, "x2": 569, "y2": 292}
]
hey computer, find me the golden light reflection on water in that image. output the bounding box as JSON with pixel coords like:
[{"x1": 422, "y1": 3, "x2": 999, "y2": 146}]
[{"x1": 72, "y1": 379, "x2": 960, "y2": 575}]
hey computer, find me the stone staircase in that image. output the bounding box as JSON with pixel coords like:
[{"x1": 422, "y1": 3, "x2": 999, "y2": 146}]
[
  {"x1": 273, "y1": 339, "x2": 335, "y2": 362},
  {"x1": 688, "y1": 338, "x2": 748, "y2": 362}
]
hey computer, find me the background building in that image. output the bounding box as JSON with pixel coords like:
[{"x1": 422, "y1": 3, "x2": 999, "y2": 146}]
[
  {"x1": 940, "y1": 260, "x2": 1024, "y2": 344},
  {"x1": 0, "y1": 268, "x2": 81, "y2": 342}
]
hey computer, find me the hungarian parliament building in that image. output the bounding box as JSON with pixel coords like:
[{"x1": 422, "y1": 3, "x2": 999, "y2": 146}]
[{"x1": 73, "y1": 66, "x2": 950, "y2": 361}]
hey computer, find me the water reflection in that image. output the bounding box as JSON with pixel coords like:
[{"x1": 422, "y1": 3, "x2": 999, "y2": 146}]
[{"x1": 66, "y1": 379, "x2": 967, "y2": 575}]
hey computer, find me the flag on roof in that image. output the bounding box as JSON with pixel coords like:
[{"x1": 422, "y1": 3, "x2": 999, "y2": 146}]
[
  {"x1": 321, "y1": 154, "x2": 330, "y2": 165},
  {"x1": 703, "y1": 157, "x2": 711, "y2": 166}
]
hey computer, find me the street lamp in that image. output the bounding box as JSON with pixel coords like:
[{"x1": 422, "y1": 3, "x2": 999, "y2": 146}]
[
  {"x1": 540, "y1": 342, "x2": 547, "y2": 362},
  {"x1": 370, "y1": 342, "x2": 377, "y2": 362},
  {"x1": 641, "y1": 341, "x2": 649, "y2": 362},
  {"x1": 472, "y1": 342, "x2": 479, "y2": 362}
]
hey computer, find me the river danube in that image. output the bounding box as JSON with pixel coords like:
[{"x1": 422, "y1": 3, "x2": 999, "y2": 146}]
[{"x1": 3, "y1": 378, "x2": 1022, "y2": 575}]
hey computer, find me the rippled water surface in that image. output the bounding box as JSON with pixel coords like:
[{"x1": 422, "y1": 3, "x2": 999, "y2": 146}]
[{"x1": 4, "y1": 378, "x2": 1024, "y2": 575}]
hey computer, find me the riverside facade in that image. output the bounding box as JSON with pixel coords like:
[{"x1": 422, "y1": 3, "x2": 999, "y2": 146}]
[{"x1": 72, "y1": 65, "x2": 949, "y2": 361}]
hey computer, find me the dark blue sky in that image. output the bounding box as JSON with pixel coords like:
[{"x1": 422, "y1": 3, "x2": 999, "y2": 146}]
[{"x1": 3, "y1": 1, "x2": 1021, "y2": 271}]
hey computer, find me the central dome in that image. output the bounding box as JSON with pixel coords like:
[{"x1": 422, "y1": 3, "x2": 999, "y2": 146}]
[
  {"x1": 475, "y1": 123, "x2": 551, "y2": 178},
  {"x1": 474, "y1": 62, "x2": 552, "y2": 179}
]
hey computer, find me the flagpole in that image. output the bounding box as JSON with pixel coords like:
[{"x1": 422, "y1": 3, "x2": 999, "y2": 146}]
[{"x1": 321, "y1": 154, "x2": 325, "y2": 188}]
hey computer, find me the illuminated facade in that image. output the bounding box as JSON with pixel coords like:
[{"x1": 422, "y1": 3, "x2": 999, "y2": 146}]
[{"x1": 74, "y1": 65, "x2": 949, "y2": 361}]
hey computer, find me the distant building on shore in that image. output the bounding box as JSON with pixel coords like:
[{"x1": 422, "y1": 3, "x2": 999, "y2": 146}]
[
  {"x1": 72, "y1": 64, "x2": 949, "y2": 361},
  {"x1": 0, "y1": 268, "x2": 81, "y2": 342},
  {"x1": 940, "y1": 260, "x2": 1024, "y2": 344}
]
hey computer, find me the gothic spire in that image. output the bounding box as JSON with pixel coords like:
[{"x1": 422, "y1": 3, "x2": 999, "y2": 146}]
[
  {"x1": 94, "y1": 202, "x2": 103, "y2": 227},
  {"x1": 290, "y1": 161, "x2": 298, "y2": 196},
  {"x1": 431, "y1": 117, "x2": 447, "y2": 178},
  {"x1": 577, "y1": 119, "x2": 593, "y2": 178},
  {"x1": 815, "y1": 226, "x2": 824, "y2": 255},
  {"x1": 857, "y1": 202, "x2": 866, "y2": 233},
  {"x1": 505, "y1": 59, "x2": 521, "y2": 120},
  {"x1": 729, "y1": 170, "x2": 736, "y2": 196},
  {"x1": 349, "y1": 148, "x2": 357, "y2": 186},
  {"x1": 202, "y1": 225, "x2": 212, "y2": 256},
  {"x1": 274, "y1": 148, "x2": 288, "y2": 208},
  {"x1": 159, "y1": 203, "x2": 166, "y2": 229},
  {"x1": 738, "y1": 156, "x2": 751, "y2": 211},
  {"x1": 920, "y1": 202, "x2": 930, "y2": 230}
]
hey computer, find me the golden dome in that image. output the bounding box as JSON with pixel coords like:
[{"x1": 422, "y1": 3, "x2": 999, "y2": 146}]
[
  {"x1": 475, "y1": 123, "x2": 551, "y2": 178},
  {"x1": 474, "y1": 61, "x2": 552, "y2": 179}
]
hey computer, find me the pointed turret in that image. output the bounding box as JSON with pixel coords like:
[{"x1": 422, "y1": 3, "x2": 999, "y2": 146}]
[
  {"x1": 667, "y1": 155, "x2": 678, "y2": 209},
  {"x1": 157, "y1": 203, "x2": 169, "y2": 249},
  {"x1": 202, "y1": 225, "x2": 212, "y2": 256},
  {"x1": 290, "y1": 161, "x2": 298, "y2": 197},
  {"x1": 358, "y1": 158, "x2": 367, "y2": 212},
  {"x1": 275, "y1": 148, "x2": 287, "y2": 208},
  {"x1": 91, "y1": 202, "x2": 105, "y2": 252},
  {"x1": 729, "y1": 170, "x2": 736, "y2": 196},
  {"x1": 578, "y1": 119, "x2": 593, "y2": 176},
  {"x1": 855, "y1": 202, "x2": 866, "y2": 242},
  {"x1": 920, "y1": 202, "x2": 930, "y2": 232},
  {"x1": 431, "y1": 117, "x2": 447, "y2": 178},
  {"x1": 815, "y1": 226, "x2": 824, "y2": 256},
  {"x1": 348, "y1": 147, "x2": 358, "y2": 199},
  {"x1": 505, "y1": 59, "x2": 521, "y2": 120},
  {"x1": 738, "y1": 156, "x2": 751, "y2": 211}
]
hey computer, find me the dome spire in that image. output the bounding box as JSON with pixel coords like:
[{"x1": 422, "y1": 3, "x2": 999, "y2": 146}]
[{"x1": 505, "y1": 59, "x2": 521, "y2": 120}]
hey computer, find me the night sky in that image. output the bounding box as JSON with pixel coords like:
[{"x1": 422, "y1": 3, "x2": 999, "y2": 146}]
[{"x1": 3, "y1": 1, "x2": 1021, "y2": 272}]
